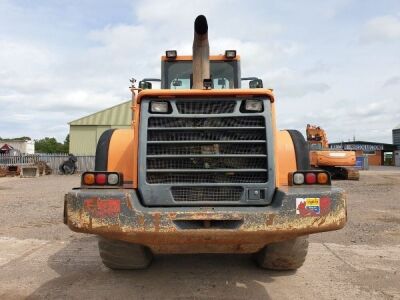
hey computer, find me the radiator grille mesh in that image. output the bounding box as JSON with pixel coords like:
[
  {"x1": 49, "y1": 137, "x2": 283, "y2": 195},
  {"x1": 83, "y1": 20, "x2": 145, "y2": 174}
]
[
  {"x1": 148, "y1": 129, "x2": 265, "y2": 141},
  {"x1": 171, "y1": 187, "x2": 243, "y2": 202},
  {"x1": 146, "y1": 172, "x2": 267, "y2": 184},
  {"x1": 176, "y1": 100, "x2": 236, "y2": 114},
  {"x1": 147, "y1": 143, "x2": 266, "y2": 155},
  {"x1": 147, "y1": 157, "x2": 267, "y2": 169},
  {"x1": 144, "y1": 100, "x2": 268, "y2": 203},
  {"x1": 148, "y1": 116, "x2": 265, "y2": 128}
]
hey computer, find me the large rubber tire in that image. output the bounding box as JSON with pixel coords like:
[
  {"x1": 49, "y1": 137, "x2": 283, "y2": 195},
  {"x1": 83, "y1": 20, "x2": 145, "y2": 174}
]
[
  {"x1": 255, "y1": 236, "x2": 309, "y2": 270},
  {"x1": 95, "y1": 129, "x2": 115, "y2": 171},
  {"x1": 287, "y1": 130, "x2": 310, "y2": 170},
  {"x1": 98, "y1": 237, "x2": 153, "y2": 270}
]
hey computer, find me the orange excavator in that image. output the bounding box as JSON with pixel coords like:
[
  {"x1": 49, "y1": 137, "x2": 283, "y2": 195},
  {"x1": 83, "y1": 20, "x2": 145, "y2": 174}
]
[{"x1": 306, "y1": 124, "x2": 359, "y2": 180}]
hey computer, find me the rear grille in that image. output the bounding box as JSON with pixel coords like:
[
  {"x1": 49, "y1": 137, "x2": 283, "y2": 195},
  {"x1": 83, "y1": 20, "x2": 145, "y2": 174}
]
[
  {"x1": 148, "y1": 117, "x2": 265, "y2": 128},
  {"x1": 143, "y1": 99, "x2": 269, "y2": 204},
  {"x1": 176, "y1": 100, "x2": 235, "y2": 114},
  {"x1": 147, "y1": 172, "x2": 267, "y2": 184},
  {"x1": 148, "y1": 130, "x2": 265, "y2": 141},
  {"x1": 171, "y1": 187, "x2": 243, "y2": 202},
  {"x1": 147, "y1": 157, "x2": 267, "y2": 169},
  {"x1": 147, "y1": 143, "x2": 266, "y2": 155}
]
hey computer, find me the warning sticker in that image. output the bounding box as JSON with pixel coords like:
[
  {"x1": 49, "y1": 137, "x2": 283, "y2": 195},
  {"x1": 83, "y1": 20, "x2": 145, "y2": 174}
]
[
  {"x1": 296, "y1": 198, "x2": 320, "y2": 215},
  {"x1": 296, "y1": 197, "x2": 331, "y2": 216}
]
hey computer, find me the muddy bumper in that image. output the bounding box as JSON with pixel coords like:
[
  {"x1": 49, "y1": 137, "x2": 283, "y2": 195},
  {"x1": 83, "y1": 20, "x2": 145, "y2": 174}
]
[{"x1": 64, "y1": 187, "x2": 346, "y2": 253}]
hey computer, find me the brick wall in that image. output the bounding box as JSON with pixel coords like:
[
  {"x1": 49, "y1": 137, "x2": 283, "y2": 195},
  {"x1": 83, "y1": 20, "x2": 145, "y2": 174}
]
[{"x1": 355, "y1": 150, "x2": 382, "y2": 165}]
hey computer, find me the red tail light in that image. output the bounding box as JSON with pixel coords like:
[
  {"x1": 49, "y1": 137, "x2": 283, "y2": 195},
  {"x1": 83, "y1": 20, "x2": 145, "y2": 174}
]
[
  {"x1": 95, "y1": 174, "x2": 107, "y2": 185},
  {"x1": 305, "y1": 173, "x2": 316, "y2": 184}
]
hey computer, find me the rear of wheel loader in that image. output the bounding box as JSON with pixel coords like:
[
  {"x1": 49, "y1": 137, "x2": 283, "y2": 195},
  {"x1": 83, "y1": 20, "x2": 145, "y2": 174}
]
[{"x1": 63, "y1": 15, "x2": 347, "y2": 271}]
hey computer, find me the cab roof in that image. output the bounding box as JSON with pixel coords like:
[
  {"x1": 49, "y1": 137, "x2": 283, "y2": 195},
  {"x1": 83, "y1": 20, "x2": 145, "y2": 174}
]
[
  {"x1": 161, "y1": 55, "x2": 240, "y2": 61},
  {"x1": 135, "y1": 88, "x2": 274, "y2": 103}
]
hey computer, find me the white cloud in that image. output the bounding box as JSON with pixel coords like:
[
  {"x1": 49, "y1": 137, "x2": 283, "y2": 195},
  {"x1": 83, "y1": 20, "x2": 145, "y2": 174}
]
[
  {"x1": 261, "y1": 67, "x2": 330, "y2": 98},
  {"x1": 361, "y1": 15, "x2": 400, "y2": 42},
  {"x1": 383, "y1": 76, "x2": 400, "y2": 88}
]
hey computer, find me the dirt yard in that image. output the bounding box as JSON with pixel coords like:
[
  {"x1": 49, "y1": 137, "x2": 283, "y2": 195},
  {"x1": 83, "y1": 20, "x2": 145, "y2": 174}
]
[{"x1": 0, "y1": 167, "x2": 399, "y2": 299}]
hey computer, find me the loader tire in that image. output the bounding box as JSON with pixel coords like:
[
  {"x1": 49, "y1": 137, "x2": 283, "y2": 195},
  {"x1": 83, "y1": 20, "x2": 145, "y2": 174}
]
[
  {"x1": 287, "y1": 130, "x2": 310, "y2": 170},
  {"x1": 98, "y1": 237, "x2": 153, "y2": 270},
  {"x1": 255, "y1": 236, "x2": 309, "y2": 270},
  {"x1": 95, "y1": 129, "x2": 115, "y2": 171}
]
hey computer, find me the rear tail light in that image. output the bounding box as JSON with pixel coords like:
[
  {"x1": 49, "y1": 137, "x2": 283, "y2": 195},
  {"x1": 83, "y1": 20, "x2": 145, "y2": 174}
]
[
  {"x1": 317, "y1": 172, "x2": 329, "y2": 184},
  {"x1": 293, "y1": 173, "x2": 305, "y2": 185},
  {"x1": 305, "y1": 173, "x2": 316, "y2": 184},
  {"x1": 107, "y1": 173, "x2": 119, "y2": 185},
  {"x1": 82, "y1": 173, "x2": 95, "y2": 185},
  {"x1": 289, "y1": 170, "x2": 331, "y2": 186},
  {"x1": 81, "y1": 172, "x2": 122, "y2": 187}
]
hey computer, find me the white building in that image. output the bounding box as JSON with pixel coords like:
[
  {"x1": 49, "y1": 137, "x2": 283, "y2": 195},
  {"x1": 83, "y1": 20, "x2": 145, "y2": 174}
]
[{"x1": 0, "y1": 139, "x2": 35, "y2": 154}]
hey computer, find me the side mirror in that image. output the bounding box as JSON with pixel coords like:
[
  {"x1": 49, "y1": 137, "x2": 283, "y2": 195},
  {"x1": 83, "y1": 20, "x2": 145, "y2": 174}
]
[
  {"x1": 249, "y1": 79, "x2": 263, "y2": 89},
  {"x1": 172, "y1": 79, "x2": 182, "y2": 87},
  {"x1": 139, "y1": 81, "x2": 152, "y2": 90}
]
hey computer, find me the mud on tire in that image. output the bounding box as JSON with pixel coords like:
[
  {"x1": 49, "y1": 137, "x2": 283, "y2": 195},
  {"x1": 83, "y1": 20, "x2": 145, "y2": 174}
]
[
  {"x1": 255, "y1": 236, "x2": 309, "y2": 270},
  {"x1": 98, "y1": 237, "x2": 153, "y2": 270}
]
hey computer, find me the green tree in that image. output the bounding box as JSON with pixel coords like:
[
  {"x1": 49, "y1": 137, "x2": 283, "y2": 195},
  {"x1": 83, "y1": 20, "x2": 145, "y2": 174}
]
[
  {"x1": 13, "y1": 136, "x2": 31, "y2": 141},
  {"x1": 35, "y1": 137, "x2": 68, "y2": 153},
  {"x1": 63, "y1": 134, "x2": 70, "y2": 153}
]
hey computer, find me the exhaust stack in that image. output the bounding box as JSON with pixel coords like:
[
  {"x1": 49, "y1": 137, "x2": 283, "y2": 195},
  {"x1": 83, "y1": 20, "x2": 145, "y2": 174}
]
[{"x1": 192, "y1": 15, "x2": 210, "y2": 89}]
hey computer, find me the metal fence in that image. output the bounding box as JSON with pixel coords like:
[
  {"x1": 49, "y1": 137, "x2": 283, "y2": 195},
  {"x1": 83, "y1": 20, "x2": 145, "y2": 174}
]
[{"x1": 0, "y1": 153, "x2": 95, "y2": 172}]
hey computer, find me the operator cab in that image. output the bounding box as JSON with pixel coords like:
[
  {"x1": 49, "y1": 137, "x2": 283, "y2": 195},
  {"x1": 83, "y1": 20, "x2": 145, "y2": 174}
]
[
  {"x1": 161, "y1": 51, "x2": 241, "y2": 89},
  {"x1": 138, "y1": 50, "x2": 264, "y2": 90}
]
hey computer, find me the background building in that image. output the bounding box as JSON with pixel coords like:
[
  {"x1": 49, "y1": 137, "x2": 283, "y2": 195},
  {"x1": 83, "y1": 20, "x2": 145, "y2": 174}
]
[
  {"x1": 393, "y1": 123, "x2": 400, "y2": 167},
  {"x1": 0, "y1": 139, "x2": 35, "y2": 154},
  {"x1": 69, "y1": 101, "x2": 131, "y2": 155},
  {"x1": 330, "y1": 141, "x2": 397, "y2": 166},
  {"x1": 393, "y1": 124, "x2": 400, "y2": 147}
]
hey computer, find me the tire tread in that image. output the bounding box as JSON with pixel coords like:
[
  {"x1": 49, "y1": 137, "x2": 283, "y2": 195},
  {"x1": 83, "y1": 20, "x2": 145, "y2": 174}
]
[
  {"x1": 98, "y1": 237, "x2": 153, "y2": 270},
  {"x1": 255, "y1": 236, "x2": 309, "y2": 270}
]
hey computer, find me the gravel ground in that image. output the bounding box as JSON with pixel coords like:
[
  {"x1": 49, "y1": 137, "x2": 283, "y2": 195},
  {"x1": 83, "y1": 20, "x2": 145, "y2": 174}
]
[{"x1": 0, "y1": 168, "x2": 399, "y2": 299}]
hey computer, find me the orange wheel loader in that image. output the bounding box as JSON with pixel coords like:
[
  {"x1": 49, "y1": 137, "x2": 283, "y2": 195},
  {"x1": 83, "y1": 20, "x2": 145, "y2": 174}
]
[{"x1": 63, "y1": 15, "x2": 347, "y2": 270}]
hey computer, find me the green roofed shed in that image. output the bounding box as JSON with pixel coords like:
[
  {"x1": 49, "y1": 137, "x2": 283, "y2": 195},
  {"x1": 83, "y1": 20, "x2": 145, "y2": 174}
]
[{"x1": 69, "y1": 101, "x2": 132, "y2": 155}]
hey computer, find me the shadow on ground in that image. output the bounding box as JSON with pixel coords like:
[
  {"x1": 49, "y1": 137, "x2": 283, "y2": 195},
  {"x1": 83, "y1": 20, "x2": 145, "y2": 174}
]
[{"x1": 27, "y1": 237, "x2": 295, "y2": 299}]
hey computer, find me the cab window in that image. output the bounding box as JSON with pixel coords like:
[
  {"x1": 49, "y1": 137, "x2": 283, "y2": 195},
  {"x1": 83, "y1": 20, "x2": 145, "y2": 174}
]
[{"x1": 163, "y1": 61, "x2": 238, "y2": 89}]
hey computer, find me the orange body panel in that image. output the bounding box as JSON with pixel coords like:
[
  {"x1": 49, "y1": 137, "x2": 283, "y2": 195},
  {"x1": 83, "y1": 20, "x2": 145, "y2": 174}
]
[
  {"x1": 135, "y1": 88, "x2": 275, "y2": 103},
  {"x1": 107, "y1": 129, "x2": 135, "y2": 184},
  {"x1": 161, "y1": 55, "x2": 240, "y2": 61},
  {"x1": 310, "y1": 150, "x2": 356, "y2": 167},
  {"x1": 275, "y1": 130, "x2": 297, "y2": 186},
  {"x1": 131, "y1": 99, "x2": 141, "y2": 188}
]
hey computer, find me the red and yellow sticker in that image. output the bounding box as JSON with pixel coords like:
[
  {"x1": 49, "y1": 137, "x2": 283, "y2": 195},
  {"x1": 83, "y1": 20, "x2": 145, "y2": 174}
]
[{"x1": 296, "y1": 197, "x2": 331, "y2": 216}]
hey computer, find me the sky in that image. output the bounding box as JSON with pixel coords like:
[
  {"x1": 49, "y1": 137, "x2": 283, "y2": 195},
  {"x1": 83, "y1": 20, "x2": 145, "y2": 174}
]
[{"x1": 0, "y1": 0, "x2": 399, "y2": 143}]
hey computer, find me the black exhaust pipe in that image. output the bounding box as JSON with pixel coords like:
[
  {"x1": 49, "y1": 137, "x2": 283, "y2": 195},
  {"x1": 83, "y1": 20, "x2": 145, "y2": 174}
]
[{"x1": 192, "y1": 15, "x2": 210, "y2": 89}]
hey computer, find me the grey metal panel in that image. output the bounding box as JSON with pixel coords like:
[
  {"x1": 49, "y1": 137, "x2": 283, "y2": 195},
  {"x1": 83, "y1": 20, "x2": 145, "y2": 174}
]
[
  {"x1": 393, "y1": 129, "x2": 400, "y2": 146},
  {"x1": 138, "y1": 97, "x2": 276, "y2": 207}
]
